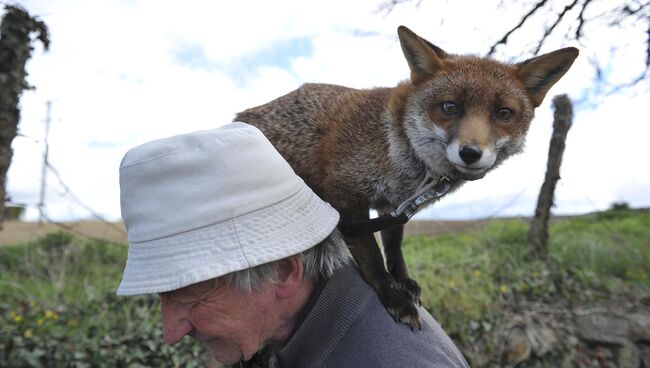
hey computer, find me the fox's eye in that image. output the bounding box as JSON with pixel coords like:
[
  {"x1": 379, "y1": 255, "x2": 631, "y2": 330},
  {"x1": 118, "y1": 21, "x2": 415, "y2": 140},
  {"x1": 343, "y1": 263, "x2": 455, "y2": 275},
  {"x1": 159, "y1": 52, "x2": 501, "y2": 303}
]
[
  {"x1": 495, "y1": 107, "x2": 513, "y2": 121},
  {"x1": 441, "y1": 101, "x2": 460, "y2": 115}
]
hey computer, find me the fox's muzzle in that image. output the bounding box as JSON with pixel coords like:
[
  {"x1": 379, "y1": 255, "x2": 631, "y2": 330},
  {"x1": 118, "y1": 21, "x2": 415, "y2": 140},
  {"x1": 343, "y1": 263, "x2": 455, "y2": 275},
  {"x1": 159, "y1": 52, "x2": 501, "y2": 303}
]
[{"x1": 458, "y1": 144, "x2": 482, "y2": 164}]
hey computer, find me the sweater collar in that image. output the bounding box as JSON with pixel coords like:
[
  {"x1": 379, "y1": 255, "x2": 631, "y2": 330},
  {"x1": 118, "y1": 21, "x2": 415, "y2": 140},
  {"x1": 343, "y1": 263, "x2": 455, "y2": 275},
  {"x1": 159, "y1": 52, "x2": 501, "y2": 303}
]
[{"x1": 274, "y1": 264, "x2": 373, "y2": 367}]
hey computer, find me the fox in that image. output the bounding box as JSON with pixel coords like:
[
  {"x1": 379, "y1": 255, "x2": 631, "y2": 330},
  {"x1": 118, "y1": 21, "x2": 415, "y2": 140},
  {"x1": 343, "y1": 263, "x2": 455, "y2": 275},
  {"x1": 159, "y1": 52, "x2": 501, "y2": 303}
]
[{"x1": 235, "y1": 25, "x2": 578, "y2": 328}]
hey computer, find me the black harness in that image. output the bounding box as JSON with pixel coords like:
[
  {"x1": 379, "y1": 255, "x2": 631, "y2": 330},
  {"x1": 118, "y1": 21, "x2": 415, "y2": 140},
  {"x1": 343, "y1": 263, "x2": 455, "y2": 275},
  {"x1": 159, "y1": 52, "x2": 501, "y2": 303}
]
[{"x1": 339, "y1": 176, "x2": 451, "y2": 237}]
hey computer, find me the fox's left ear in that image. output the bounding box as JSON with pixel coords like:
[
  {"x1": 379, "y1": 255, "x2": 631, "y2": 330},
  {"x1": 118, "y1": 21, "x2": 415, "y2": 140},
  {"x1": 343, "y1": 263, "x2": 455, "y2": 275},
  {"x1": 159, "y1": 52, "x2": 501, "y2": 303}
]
[
  {"x1": 398, "y1": 25, "x2": 449, "y2": 85},
  {"x1": 516, "y1": 47, "x2": 579, "y2": 107}
]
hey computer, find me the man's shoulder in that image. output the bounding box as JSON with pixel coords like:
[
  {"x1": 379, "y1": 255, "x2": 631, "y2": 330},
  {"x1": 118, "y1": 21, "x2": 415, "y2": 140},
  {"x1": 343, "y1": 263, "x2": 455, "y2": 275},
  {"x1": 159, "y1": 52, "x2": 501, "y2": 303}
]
[
  {"x1": 274, "y1": 264, "x2": 469, "y2": 368},
  {"x1": 324, "y1": 290, "x2": 469, "y2": 368}
]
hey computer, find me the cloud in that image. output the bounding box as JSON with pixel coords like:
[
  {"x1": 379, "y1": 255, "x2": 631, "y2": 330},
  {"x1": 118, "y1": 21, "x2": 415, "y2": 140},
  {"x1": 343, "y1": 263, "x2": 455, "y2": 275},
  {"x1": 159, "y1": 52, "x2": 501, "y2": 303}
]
[{"x1": 4, "y1": 0, "x2": 649, "y2": 223}]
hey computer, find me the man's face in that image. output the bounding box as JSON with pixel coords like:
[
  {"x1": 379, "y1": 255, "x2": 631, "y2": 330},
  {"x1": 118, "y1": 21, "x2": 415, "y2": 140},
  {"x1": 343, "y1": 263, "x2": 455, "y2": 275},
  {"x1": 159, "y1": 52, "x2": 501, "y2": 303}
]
[{"x1": 159, "y1": 278, "x2": 277, "y2": 364}]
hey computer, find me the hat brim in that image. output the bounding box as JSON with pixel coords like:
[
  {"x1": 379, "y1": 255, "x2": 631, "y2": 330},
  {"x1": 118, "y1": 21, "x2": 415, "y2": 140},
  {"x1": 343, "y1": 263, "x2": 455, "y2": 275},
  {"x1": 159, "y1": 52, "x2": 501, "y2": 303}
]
[{"x1": 116, "y1": 184, "x2": 340, "y2": 296}]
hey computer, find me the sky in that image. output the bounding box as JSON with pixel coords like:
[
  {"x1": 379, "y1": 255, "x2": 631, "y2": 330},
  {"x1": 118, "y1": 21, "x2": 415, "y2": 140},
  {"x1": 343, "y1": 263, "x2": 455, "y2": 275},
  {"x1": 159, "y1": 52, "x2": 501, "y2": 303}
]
[{"x1": 3, "y1": 0, "x2": 650, "y2": 222}]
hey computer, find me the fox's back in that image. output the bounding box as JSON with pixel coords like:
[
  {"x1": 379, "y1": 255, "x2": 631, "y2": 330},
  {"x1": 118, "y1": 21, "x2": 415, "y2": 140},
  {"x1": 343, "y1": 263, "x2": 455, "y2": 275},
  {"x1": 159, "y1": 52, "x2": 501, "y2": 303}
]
[{"x1": 236, "y1": 83, "x2": 392, "y2": 205}]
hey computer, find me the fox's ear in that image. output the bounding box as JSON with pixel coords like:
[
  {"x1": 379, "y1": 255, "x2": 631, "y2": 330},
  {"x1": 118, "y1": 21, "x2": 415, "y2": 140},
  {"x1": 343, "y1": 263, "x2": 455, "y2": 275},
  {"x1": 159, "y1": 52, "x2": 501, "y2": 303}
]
[
  {"x1": 398, "y1": 26, "x2": 448, "y2": 85},
  {"x1": 516, "y1": 47, "x2": 579, "y2": 107}
]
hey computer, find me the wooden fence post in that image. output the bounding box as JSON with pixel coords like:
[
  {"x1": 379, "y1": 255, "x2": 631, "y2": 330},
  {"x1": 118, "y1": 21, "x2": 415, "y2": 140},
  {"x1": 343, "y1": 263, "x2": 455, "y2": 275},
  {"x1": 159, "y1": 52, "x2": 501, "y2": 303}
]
[{"x1": 527, "y1": 94, "x2": 574, "y2": 259}]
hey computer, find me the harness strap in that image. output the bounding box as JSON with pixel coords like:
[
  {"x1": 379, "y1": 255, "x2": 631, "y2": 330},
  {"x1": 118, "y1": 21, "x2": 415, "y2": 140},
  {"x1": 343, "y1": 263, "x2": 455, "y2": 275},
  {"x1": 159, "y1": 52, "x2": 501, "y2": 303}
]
[{"x1": 339, "y1": 176, "x2": 451, "y2": 237}]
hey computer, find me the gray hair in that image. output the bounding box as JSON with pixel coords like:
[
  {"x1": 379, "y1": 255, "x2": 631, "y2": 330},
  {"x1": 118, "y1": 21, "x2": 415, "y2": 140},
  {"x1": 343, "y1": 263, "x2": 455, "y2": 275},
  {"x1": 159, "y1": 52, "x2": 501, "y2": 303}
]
[{"x1": 222, "y1": 228, "x2": 351, "y2": 293}]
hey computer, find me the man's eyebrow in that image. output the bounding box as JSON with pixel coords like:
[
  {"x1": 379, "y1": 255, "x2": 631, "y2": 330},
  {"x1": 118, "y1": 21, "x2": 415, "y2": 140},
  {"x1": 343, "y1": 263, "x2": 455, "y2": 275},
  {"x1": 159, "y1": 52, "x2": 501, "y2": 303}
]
[{"x1": 162, "y1": 279, "x2": 222, "y2": 302}]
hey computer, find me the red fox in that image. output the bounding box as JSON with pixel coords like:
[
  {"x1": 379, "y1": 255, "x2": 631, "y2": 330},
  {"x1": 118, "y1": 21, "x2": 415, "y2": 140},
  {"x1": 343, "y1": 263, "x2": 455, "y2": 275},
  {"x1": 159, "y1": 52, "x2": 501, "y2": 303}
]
[{"x1": 235, "y1": 26, "x2": 578, "y2": 328}]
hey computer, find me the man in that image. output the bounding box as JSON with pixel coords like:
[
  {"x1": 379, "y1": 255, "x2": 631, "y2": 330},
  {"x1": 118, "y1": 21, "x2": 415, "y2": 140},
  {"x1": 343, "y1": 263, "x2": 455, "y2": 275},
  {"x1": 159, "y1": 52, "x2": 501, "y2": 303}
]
[{"x1": 116, "y1": 122, "x2": 469, "y2": 367}]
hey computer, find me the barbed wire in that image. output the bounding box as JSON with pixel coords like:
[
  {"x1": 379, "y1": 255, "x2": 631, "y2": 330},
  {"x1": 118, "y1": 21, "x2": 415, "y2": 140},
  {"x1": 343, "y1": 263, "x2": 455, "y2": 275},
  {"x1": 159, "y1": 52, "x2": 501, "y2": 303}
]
[
  {"x1": 5, "y1": 197, "x2": 126, "y2": 246},
  {"x1": 15, "y1": 131, "x2": 42, "y2": 143},
  {"x1": 41, "y1": 213, "x2": 126, "y2": 246}
]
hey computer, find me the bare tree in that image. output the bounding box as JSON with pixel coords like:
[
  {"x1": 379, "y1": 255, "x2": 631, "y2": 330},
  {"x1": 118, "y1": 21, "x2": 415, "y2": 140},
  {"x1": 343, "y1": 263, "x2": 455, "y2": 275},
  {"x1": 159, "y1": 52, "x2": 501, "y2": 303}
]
[
  {"x1": 0, "y1": 5, "x2": 49, "y2": 226},
  {"x1": 379, "y1": 0, "x2": 650, "y2": 99}
]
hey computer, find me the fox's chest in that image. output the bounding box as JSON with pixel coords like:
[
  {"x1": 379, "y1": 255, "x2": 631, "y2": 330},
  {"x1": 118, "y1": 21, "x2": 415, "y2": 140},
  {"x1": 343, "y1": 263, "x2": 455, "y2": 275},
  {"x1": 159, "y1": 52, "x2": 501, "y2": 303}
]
[{"x1": 369, "y1": 174, "x2": 426, "y2": 212}]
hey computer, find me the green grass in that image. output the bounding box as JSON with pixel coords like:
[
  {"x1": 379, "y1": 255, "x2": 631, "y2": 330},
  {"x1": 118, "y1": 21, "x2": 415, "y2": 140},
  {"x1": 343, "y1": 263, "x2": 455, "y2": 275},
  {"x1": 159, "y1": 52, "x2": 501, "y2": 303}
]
[
  {"x1": 0, "y1": 232, "x2": 204, "y2": 367},
  {"x1": 405, "y1": 209, "x2": 650, "y2": 341},
  {"x1": 1, "y1": 209, "x2": 648, "y2": 366},
  {"x1": 1, "y1": 232, "x2": 125, "y2": 306}
]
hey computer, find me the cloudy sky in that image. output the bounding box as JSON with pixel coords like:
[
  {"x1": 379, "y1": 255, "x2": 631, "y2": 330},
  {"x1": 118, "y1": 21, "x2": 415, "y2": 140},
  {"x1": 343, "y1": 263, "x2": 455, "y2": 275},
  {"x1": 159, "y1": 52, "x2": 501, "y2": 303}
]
[{"x1": 4, "y1": 0, "x2": 649, "y2": 222}]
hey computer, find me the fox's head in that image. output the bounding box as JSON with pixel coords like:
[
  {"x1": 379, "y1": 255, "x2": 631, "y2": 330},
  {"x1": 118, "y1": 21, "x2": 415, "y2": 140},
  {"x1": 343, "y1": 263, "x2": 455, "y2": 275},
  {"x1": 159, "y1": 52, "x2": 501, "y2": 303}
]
[{"x1": 392, "y1": 26, "x2": 578, "y2": 181}]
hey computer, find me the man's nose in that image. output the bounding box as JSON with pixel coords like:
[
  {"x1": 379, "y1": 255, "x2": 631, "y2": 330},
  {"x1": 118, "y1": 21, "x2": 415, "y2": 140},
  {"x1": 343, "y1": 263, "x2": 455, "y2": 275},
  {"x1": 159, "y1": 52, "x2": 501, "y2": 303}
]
[{"x1": 160, "y1": 295, "x2": 194, "y2": 344}]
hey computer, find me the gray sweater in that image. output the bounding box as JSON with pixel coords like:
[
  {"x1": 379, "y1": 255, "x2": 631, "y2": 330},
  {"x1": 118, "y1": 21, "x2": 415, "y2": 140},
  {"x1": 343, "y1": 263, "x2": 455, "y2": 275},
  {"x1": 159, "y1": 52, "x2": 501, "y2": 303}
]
[{"x1": 244, "y1": 264, "x2": 469, "y2": 368}]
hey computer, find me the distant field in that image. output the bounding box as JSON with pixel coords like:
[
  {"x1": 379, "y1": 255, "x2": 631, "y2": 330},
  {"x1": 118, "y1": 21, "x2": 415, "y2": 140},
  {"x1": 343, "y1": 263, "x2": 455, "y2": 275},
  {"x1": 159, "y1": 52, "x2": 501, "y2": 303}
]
[
  {"x1": 0, "y1": 218, "x2": 502, "y2": 246},
  {"x1": 0, "y1": 221, "x2": 128, "y2": 246}
]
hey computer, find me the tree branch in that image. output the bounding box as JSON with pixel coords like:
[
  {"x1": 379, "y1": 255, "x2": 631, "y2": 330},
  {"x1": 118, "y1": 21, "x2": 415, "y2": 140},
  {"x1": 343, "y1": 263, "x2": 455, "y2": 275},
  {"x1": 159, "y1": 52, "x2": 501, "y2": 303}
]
[
  {"x1": 575, "y1": 0, "x2": 594, "y2": 39},
  {"x1": 646, "y1": 15, "x2": 650, "y2": 67},
  {"x1": 533, "y1": 0, "x2": 580, "y2": 55},
  {"x1": 376, "y1": 0, "x2": 422, "y2": 15},
  {"x1": 488, "y1": 0, "x2": 549, "y2": 56}
]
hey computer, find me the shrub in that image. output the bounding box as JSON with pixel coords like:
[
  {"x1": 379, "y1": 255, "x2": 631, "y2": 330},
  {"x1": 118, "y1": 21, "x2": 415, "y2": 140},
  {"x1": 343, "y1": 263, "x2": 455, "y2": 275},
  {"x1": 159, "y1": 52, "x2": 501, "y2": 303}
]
[{"x1": 0, "y1": 231, "x2": 205, "y2": 366}]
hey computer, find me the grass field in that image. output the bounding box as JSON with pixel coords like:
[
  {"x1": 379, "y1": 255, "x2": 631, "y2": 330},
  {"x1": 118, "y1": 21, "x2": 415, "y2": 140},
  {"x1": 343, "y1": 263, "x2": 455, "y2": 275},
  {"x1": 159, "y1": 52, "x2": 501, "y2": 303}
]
[{"x1": 1, "y1": 209, "x2": 648, "y2": 366}]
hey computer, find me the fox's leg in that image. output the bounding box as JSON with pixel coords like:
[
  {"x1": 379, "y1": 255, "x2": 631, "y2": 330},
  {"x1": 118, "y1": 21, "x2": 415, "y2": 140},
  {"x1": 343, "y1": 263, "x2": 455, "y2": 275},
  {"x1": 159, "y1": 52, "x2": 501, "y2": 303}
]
[
  {"x1": 380, "y1": 224, "x2": 421, "y2": 304},
  {"x1": 342, "y1": 209, "x2": 421, "y2": 330}
]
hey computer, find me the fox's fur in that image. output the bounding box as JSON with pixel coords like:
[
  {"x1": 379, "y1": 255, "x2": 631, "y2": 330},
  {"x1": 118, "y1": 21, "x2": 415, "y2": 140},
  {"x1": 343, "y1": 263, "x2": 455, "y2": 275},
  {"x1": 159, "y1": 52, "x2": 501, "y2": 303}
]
[{"x1": 236, "y1": 26, "x2": 578, "y2": 328}]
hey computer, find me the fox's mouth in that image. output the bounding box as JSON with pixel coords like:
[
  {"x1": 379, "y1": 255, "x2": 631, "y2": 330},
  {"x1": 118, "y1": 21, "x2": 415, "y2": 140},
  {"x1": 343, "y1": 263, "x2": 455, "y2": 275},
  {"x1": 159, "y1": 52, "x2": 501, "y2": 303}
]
[{"x1": 451, "y1": 164, "x2": 489, "y2": 180}]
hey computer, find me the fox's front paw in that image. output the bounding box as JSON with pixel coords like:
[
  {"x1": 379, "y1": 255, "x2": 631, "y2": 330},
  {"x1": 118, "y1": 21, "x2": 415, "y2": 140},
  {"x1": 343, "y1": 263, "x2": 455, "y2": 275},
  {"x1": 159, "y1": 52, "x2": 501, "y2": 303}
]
[
  {"x1": 379, "y1": 283, "x2": 421, "y2": 330},
  {"x1": 397, "y1": 277, "x2": 422, "y2": 306}
]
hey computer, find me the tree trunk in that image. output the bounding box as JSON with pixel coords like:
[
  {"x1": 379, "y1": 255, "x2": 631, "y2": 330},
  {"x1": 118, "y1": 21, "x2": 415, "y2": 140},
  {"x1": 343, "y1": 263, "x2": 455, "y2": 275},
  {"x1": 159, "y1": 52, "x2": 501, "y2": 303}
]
[
  {"x1": 527, "y1": 94, "x2": 574, "y2": 259},
  {"x1": 0, "y1": 5, "x2": 49, "y2": 226}
]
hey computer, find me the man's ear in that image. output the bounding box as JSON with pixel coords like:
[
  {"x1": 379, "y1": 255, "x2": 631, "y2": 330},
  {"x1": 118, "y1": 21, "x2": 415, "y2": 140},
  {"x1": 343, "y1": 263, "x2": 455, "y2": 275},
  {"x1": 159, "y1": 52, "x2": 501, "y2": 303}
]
[{"x1": 274, "y1": 254, "x2": 304, "y2": 299}]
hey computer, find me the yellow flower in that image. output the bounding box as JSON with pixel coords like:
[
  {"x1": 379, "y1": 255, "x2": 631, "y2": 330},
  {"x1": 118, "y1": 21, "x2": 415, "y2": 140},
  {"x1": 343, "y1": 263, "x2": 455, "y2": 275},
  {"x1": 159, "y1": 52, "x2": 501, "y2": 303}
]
[
  {"x1": 37, "y1": 318, "x2": 45, "y2": 326},
  {"x1": 24, "y1": 329, "x2": 33, "y2": 338},
  {"x1": 448, "y1": 279, "x2": 457, "y2": 288},
  {"x1": 45, "y1": 310, "x2": 59, "y2": 320},
  {"x1": 473, "y1": 270, "x2": 481, "y2": 277},
  {"x1": 499, "y1": 285, "x2": 509, "y2": 293},
  {"x1": 30, "y1": 300, "x2": 37, "y2": 308},
  {"x1": 12, "y1": 314, "x2": 23, "y2": 324}
]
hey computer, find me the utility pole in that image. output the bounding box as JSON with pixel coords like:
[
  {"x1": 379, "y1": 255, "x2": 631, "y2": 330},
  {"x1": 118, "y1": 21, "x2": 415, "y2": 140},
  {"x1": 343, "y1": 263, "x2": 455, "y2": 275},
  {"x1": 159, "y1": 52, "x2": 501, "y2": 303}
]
[{"x1": 38, "y1": 100, "x2": 51, "y2": 225}]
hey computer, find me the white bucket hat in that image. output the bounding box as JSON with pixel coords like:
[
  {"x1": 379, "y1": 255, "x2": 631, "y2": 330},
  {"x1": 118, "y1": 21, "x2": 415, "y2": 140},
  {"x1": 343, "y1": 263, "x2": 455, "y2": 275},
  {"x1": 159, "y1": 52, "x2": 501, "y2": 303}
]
[{"x1": 116, "y1": 122, "x2": 340, "y2": 296}]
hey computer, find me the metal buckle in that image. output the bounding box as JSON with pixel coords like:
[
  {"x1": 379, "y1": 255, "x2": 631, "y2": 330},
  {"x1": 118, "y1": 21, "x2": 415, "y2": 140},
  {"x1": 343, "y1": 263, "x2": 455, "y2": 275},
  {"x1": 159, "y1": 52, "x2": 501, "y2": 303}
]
[{"x1": 392, "y1": 176, "x2": 451, "y2": 219}]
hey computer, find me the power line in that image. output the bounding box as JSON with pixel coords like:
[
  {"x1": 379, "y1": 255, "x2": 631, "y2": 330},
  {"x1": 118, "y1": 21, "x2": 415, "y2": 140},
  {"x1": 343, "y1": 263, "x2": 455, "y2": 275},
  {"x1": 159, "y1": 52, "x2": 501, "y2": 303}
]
[
  {"x1": 45, "y1": 162, "x2": 126, "y2": 237},
  {"x1": 484, "y1": 189, "x2": 529, "y2": 219},
  {"x1": 26, "y1": 100, "x2": 125, "y2": 239}
]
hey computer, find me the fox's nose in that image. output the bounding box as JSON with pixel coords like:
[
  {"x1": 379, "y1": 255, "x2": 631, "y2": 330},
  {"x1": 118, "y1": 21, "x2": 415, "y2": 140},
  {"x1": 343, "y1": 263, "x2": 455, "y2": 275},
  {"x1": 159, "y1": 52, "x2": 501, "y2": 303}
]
[{"x1": 459, "y1": 145, "x2": 482, "y2": 164}]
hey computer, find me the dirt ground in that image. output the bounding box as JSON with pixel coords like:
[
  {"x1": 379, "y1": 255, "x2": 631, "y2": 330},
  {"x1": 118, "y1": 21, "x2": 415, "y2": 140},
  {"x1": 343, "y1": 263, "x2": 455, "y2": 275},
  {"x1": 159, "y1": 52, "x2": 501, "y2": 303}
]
[{"x1": 0, "y1": 218, "x2": 515, "y2": 246}]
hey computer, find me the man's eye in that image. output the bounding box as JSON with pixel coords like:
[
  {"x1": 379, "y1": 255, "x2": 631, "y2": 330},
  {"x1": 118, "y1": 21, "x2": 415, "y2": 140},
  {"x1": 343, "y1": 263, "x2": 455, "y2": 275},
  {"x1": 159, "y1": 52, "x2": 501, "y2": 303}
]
[
  {"x1": 495, "y1": 107, "x2": 513, "y2": 121},
  {"x1": 441, "y1": 101, "x2": 460, "y2": 115}
]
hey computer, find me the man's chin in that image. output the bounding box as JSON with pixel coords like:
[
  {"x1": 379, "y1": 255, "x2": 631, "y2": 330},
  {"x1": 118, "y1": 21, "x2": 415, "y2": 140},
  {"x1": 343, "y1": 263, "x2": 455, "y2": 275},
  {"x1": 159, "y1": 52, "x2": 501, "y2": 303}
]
[{"x1": 207, "y1": 342, "x2": 242, "y2": 365}]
